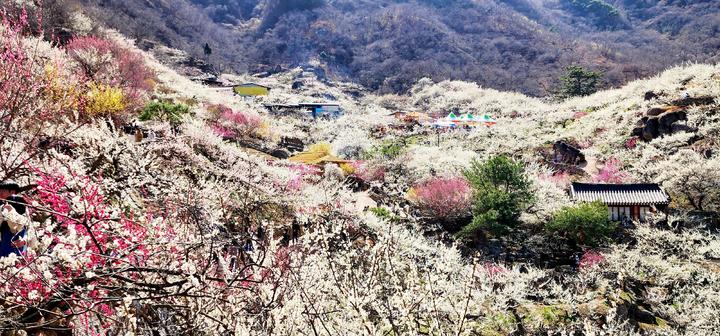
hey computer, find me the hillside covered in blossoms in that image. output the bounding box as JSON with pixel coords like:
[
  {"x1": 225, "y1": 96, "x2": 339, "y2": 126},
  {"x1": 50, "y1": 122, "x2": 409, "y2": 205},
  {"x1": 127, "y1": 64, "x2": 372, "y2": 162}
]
[{"x1": 1, "y1": 2, "x2": 720, "y2": 335}]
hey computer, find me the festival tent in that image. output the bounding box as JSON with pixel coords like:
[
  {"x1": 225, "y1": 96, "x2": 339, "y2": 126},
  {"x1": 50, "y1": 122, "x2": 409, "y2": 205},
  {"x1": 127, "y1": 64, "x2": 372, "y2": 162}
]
[
  {"x1": 445, "y1": 112, "x2": 461, "y2": 122},
  {"x1": 480, "y1": 114, "x2": 497, "y2": 126},
  {"x1": 431, "y1": 113, "x2": 497, "y2": 128},
  {"x1": 459, "y1": 113, "x2": 478, "y2": 125},
  {"x1": 432, "y1": 119, "x2": 457, "y2": 128}
]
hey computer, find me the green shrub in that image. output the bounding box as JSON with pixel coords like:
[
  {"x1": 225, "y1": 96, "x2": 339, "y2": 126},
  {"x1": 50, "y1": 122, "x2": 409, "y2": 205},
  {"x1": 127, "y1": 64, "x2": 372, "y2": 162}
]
[
  {"x1": 362, "y1": 136, "x2": 418, "y2": 160},
  {"x1": 546, "y1": 201, "x2": 615, "y2": 246},
  {"x1": 139, "y1": 101, "x2": 191, "y2": 124},
  {"x1": 369, "y1": 207, "x2": 391, "y2": 218},
  {"x1": 460, "y1": 155, "x2": 534, "y2": 237},
  {"x1": 369, "y1": 207, "x2": 401, "y2": 223}
]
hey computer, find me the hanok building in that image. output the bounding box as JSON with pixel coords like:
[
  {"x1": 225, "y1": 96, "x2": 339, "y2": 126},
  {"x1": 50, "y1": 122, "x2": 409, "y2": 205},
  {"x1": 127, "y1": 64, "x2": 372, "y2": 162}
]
[
  {"x1": 570, "y1": 183, "x2": 670, "y2": 221},
  {"x1": 233, "y1": 83, "x2": 271, "y2": 97}
]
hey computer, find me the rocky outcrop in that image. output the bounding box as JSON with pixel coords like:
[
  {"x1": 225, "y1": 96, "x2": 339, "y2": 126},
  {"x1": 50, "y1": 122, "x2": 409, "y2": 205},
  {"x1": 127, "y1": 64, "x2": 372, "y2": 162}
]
[
  {"x1": 279, "y1": 137, "x2": 305, "y2": 153},
  {"x1": 632, "y1": 106, "x2": 688, "y2": 141},
  {"x1": 614, "y1": 278, "x2": 672, "y2": 332},
  {"x1": 270, "y1": 148, "x2": 290, "y2": 159},
  {"x1": 671, "y1": 95, "x2": 715, "y2": 107},
  {"x1": 690, "y1": 136, "x2": 714, "y2": 158},
  {"x1": 644, "y1": 91, "x2": 659, "y2": 101},
  {"x1": 180, "y1": 57, "x2": 216, "y2": 75},
  {"x1": 553, "y1": 141, "x2": 586, "y2": 166},
  {"x1": 235, "y1": 138, "x2": 293, "y2": 160}
]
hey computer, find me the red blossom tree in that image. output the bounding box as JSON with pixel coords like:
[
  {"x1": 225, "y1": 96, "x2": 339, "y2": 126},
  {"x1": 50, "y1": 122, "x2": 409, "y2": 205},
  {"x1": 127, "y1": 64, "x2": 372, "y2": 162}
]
[
  {"x1": 208, "y1": 104, "x2": 263, "y2": 139},
  {"x1": 414, "y1": 176, "x2": 472, "y2": 219},
  {"x1": 593, "y1": 157, "x2": 628, "y2": 183},
  {"x1": 350, "y1": 160, "x2": 385, "y2": 183},
  {"x1": 579, "y1": 250, "x2": 605, "y2": 269},
  {"x1": 625, "y1": 137, "x2": 638, "y2": 149},
  {"x1": 0, "y1": 167, "x2": 294, "y2": 333}
]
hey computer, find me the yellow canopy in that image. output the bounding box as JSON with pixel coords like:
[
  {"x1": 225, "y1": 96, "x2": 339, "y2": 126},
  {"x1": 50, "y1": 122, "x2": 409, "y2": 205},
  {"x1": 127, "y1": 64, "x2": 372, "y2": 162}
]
[{"x1": 289, "y1": 143, "x2": 351, "y2": 165}]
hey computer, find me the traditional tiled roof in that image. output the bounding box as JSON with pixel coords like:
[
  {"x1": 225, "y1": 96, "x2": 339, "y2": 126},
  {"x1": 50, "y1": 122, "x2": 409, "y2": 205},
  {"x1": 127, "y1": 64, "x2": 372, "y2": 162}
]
[{"x1": 570, "y1": 183, "x2": 670, "y2": 205}]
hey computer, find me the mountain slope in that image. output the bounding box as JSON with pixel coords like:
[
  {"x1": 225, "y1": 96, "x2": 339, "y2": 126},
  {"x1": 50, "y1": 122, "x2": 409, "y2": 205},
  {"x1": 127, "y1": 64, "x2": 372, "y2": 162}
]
[
  {"x1": 2, "y1": 3, "x2": 720, "y2": 332},
  {"x1": 76, "y1": 0, "x2": 720, "y2": 96}
]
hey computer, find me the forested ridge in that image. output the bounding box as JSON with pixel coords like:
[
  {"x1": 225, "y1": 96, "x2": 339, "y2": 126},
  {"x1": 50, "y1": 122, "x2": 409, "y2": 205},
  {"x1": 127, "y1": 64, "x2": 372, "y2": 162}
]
[{"x1": 75, "y1": 0, "x2": 720, "y2": 95}]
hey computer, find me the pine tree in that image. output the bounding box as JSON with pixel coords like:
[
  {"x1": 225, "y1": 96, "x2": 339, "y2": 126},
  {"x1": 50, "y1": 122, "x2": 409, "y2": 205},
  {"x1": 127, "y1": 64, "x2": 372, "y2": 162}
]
[
  {"x1": 460, "y1": 155, "x2": 534, "y2": 237},
  {"x1": 559, "y1": 65, "x2": 603, "y2": 97}
]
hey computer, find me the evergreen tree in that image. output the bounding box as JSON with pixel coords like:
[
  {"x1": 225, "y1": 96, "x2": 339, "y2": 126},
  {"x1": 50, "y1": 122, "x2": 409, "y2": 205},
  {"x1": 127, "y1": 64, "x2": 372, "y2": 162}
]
[
  {"x1": 460, "y1": 155, "x2": 534, "y2": 237},
  {"x1": 559, "y1": 65, "x2": 602, "y2": 97}
]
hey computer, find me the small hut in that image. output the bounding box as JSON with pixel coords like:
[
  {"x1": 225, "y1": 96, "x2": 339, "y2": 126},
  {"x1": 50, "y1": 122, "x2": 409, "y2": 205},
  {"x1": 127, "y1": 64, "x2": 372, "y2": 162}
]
[
  {"x1": 388, "y1": 111, "x2": 407, "y2": 119},
  {"x1": 570, "y1": 183, "x2": 670, "y2": 221}
]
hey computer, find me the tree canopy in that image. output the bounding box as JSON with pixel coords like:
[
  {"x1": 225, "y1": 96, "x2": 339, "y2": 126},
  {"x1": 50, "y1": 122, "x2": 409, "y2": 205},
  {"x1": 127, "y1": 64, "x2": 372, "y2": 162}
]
[
  {"x1": 546, "y1": 201, "x2": 616, "y2": 247},
  {"x1": 558, "y1": 65, "x2": 603, "y2": 98},
  {"x1": 460, "y1": 155, "x2": 534, "y2": 237}
]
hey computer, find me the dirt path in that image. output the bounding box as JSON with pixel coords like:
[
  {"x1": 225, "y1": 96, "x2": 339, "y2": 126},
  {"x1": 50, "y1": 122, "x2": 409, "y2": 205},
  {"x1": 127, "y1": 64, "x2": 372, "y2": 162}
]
[{"x1": 353, "y1": 191, "x2": 377, "y2": 213}]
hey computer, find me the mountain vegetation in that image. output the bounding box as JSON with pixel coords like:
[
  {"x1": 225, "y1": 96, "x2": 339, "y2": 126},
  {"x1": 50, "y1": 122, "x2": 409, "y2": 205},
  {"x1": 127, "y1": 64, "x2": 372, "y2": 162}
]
[{"x1": 73, "y1": 0, "x2": 720, "y2": 95}]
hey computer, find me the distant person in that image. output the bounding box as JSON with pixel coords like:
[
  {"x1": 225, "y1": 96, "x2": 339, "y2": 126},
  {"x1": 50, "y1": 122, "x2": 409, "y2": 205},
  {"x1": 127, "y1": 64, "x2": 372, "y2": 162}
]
[
  {"x1": 572, "y1": 252, "x2": 581, "y2": 271},
  {"x1": 280, "y1": 230, "x2": 290, "y2": 247},
  {"x1": 134, "y1": 128, "x2": 144, "y2": 142},
  {"x1": 291, "y1": 221, "x2": 301, "y2": 244},
  {"x1": 203, "y1": 43, "x2": 212, "y2": 58},
  {"x1": 243, "y1": 238, "x2": 254, "y2": 252},
  {"x1": 0, "y1": 181, "x2": 28, "y2": 258},
  {"x1": 122, "y1": 123, "x2": 134, "y2": 135}
]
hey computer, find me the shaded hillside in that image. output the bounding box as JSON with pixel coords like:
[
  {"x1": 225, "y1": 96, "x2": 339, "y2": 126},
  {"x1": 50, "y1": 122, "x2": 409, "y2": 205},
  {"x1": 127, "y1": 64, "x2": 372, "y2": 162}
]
[{"x1": 75, "y1": 0, "x2": 720, "y2": 96}]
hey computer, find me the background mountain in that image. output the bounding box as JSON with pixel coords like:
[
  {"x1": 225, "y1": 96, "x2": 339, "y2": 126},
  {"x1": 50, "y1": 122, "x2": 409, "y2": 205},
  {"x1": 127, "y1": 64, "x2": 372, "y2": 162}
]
[{"x1": 77, "y1": 0, "x2": 720, "y2": 95}]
